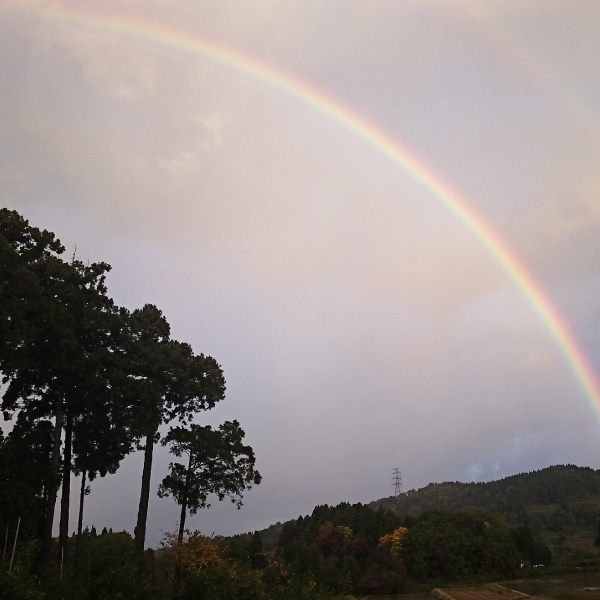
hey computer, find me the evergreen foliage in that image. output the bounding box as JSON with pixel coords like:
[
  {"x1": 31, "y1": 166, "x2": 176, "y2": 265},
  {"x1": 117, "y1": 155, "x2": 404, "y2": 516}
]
[
  {"x1": 159, "y1": 421, "x2": 261, "y2": 544},
  {"x1": 0, "y1": 209, "x2": 258, "y2": 597},
  {"x1": 371, "y1": 465, "x2": 600, "y2": 516},
  {"x1": 370, "y1": 464, "x2": 600, "y2": 560},
  {"x1": 401, "y1": 509, "x2": 519, "y2": 579}
]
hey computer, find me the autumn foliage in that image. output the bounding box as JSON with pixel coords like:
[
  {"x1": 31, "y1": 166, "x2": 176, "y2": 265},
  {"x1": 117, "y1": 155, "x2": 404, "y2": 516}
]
[
  {"x1": 379, "y1": 526, "x2": 408, "y2": 558},
  {"x1": 159, "y1": 529, "x2": 224, "y2": 582}
]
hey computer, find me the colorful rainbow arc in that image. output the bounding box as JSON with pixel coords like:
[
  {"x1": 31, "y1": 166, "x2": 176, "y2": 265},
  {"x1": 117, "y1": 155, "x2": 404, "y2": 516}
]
[{"x1": 7, "y1": 4, "x2": 600, "y2": 412}]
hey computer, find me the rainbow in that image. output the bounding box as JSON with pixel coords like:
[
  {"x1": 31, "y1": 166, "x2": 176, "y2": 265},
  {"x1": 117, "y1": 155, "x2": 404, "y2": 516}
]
[{"x1": 5, "y1": 3, "x2": 600, "y2": 411}]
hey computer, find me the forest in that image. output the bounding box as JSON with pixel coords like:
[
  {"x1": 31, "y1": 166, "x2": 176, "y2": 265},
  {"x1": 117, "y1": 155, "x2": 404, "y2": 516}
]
[
  {"x1": 0, "y1": 209, "x2": 595, "y2": 600},
  {"x1": 371, "y1": 464, "x2": 600, "y2": 562}
]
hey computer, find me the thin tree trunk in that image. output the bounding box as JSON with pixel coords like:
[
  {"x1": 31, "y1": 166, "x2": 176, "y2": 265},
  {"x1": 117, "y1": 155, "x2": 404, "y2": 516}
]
[
  {"x1": 177, "y1": 452, "x2": 193, "y2": 545},
  {"x1": 59, "y1": 412, "x2": 73, "y2": 563},
  {"x1": 177, "y1": 501, "x2": 187, "y2": 546},
  {"x1": 74, "y1": 470, "x2": 87, "y2": 573},
  {"x1": 173, "y1": 452, "x2": 193, "y2": 600},
  {"x1": 134, "y1": 430, "x2": 155, "y2": 569},
  {"x1": 3, "y1": 522, "x2": 8, "y2": 564},
  {"x1": 9, "y1": 517, "x2": 20, "y2": 573},
  {"x1": 40, "y1": 398, "x2": 63, "y2": 570}
]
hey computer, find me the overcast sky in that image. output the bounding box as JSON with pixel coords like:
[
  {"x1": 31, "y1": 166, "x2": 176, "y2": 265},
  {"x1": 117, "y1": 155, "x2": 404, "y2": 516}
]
[{"x1": 2, "y1": 0, "x2": 600, "y2": 548}]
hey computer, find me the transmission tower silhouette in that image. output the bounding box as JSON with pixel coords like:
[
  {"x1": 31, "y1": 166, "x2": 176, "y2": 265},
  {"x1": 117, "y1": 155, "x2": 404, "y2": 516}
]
[{"x1": 392, "y1": 468, "x2": 402, "y2": 497}]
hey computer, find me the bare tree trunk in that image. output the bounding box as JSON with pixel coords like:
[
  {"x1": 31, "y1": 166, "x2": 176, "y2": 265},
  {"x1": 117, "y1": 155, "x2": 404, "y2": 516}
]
[
  {"x1": 134, "y1": 431, "x2": 155, "y2": 569},
  {"x1": 3, "y1": 523, "x2": 8, "y2": 564},
  {"x1": 40, "y1": 398, "x2": 63, "y2": 571},
  {"x1": 173, "y1": 452, "x2": 193, "y2": 600},
  {"x1": 59, "y1": 412, "x2": 73, "y2": 562},
  {"x1": 9, "y1": 517, "x2": 20, "y2": 573},
  {"x1": 177, "y1": 502, "x2": 187, "y2": 547},
  {"x1": 74, "y1": 470, "x2": 87, "y2": 573},
  {"x1": 177, "y1": 452, "x2": 193, "y2": 545}
]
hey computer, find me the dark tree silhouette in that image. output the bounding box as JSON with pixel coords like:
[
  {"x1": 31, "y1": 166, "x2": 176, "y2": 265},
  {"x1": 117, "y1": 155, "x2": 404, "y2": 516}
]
[
  {"x1": 125, "y1": 305, "x2": 226, "y2": 566},
  {"x1": 159, "y1": 421, "x2": 261, "y2": 545},
  {"x1": 0, "y1": 208, "x2": 118, "y2": 569}
]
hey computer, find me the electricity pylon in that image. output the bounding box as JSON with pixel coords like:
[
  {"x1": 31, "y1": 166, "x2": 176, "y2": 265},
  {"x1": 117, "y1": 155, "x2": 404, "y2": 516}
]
[{"x1": 392, "y1": 468, "x2": 402, "y2": 497}]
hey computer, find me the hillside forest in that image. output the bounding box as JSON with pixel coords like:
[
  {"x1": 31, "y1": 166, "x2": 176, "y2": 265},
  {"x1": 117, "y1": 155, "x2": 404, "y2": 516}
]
[{"x1": 2, "y1": 209, "x2": 600, "y2": 600}]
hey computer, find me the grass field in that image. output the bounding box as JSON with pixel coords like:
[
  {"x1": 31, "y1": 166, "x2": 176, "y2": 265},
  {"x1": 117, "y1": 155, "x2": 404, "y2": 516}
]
[
  {"x1": 501, "y1": 574, "x2": 600, "y2": 600},
  {"x1": 357, "y1": 571, "x2": 600, "y2": 600},
  {"x1": 360, "y1": 595, "x2": 433, "y2": 600}
]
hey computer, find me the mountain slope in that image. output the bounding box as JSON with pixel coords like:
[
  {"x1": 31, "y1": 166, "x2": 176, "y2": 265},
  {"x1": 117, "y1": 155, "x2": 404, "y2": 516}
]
[{"x1": 369, "y1": 464, "x2": 600, "y2": 561}]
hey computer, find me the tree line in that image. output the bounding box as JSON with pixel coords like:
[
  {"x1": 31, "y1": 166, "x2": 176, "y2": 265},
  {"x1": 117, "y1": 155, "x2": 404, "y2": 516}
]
[
  {"x1": 372, "y1": 465, "x2": 600, "y2": 517},
  {"x1": 0, "y1": 209, "x2": 260, "y2": 585},
  {"x1": 223, "y1": 501, "x2": 552, "y2": 597}
]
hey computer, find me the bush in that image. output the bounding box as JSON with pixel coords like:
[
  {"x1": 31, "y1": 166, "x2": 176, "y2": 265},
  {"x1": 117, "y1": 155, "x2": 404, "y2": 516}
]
[{"x1": 180, "y1": 561, "x2": 267, "y2": 600}]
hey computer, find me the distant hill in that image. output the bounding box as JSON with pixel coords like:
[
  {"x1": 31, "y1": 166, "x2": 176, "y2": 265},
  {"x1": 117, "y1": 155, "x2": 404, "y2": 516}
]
[
  {"x1": 369, "y1": 464, "x2": 600, "y2": 561},
  {"x1": 223, "y1": 465, "x2": 600, "y2": 595},
  {"x1": 370, "y1": 464, "x2": 600, "y2": 514},
  {"x1": 251, "y1": 465, "x2": 600, "y2": 561}
]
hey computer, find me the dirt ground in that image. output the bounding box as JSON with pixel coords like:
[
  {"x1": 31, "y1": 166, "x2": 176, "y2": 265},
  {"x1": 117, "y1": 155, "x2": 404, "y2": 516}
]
[
  {"x1": 432, "y1": 584, "x2": 535, "y2": 600},
  {"x1": 432, "y1": 576, "x2": 600, "y2": 600},
  {"x1": 361, "y1": 574, "x2": 600, "y2": 600},
  {"x1": 502, "y1": 575, "x2": 600, "y2": 600},
  {"x1": 360, "y1": 585, "x2": 532, "y2": 600}
]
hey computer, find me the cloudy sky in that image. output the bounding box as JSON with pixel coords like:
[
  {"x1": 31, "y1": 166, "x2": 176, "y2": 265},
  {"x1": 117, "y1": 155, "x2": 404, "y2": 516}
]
[{"x1": 2, "y1": 0, "x2": 600, "y2": 547}]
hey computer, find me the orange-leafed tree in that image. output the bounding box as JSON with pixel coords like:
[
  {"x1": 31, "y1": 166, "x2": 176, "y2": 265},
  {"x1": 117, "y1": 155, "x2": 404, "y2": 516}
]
[
  {"x1": 160, "y1": 529, "x2": 223, "y2": 583},
  {"x1": 379, "y1": 526, "x2": 408, "y2": 558}
]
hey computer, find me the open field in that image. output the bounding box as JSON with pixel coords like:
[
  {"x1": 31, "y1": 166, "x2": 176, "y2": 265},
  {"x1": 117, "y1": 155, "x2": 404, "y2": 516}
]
[
  {"x1": 427, "y1": 574, "x2": 600, "y2": 600},
  {"x1": 360, "y1": 592, "x2": 433, "y2": 600},
  {"x1": 360, "y1": 587, "x2": 528, "y2": 600},
  {"x1": 501, "y1": 575, "x2": 600, "y2": 600},
  {"x1": 360, "y1": 573, "x2": 600, "y2": 600},
  {"x1": 432, "y1": 584, "x2": 535, "y2": 600}
]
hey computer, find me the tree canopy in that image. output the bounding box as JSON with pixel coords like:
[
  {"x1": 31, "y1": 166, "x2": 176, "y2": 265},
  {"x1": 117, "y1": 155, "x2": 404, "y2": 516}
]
[
  {"x1": 0, "y1": 209, "x2": 258, "y2": 587},
  {"x1": 159, "y1": 421, "x2": 262, "y2": 543}
]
